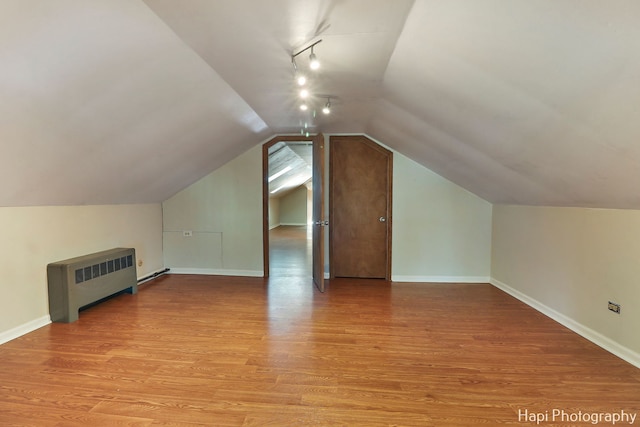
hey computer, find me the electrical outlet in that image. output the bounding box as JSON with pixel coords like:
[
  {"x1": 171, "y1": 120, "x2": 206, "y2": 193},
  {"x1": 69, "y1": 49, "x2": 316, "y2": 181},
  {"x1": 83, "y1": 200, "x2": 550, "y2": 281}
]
[
  {"x1": 608, "y1": 301, "x2": 621, "y2": 314},
  {"x1": 183, "y1": 230, "x2": 193, "y2": 237}
]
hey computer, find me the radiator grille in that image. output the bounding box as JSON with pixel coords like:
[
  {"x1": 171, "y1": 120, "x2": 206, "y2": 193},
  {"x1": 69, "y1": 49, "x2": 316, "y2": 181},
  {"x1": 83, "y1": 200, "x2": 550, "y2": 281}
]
[{"x1": 74, "y1": 254, "x2": 133, "y2": 284}]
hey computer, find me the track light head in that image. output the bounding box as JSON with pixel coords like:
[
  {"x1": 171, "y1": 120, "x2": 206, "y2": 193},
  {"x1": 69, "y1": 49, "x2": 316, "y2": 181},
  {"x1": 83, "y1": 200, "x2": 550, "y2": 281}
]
[
  {"x1": 292, "y1": 56, "x2": 307, "y2": 86},
  {"x1": 293, "y1": 39, "x2": 322, "y2": 70},
  {"x1": 309, "y1": 47, "x2": 320, "y2": 70},
  {"x1": 322, "y1": 98, "x2": 331, "y2": 114}
]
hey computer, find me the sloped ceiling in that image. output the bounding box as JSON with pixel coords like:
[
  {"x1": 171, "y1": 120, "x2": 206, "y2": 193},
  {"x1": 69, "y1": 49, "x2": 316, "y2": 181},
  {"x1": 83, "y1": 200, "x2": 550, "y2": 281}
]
[
  {"x1": 0, "y1": 0, "x2": 270, "y2": 206},
  {"x1": 372, "y1": 1, "x2": 640, "y2": 208},
  {"x1": 268, "y1": 141, "x2": 312, "y2": 198},
  {"x1": 2, "y1": 1, "x2": 640, "y2": 208}
]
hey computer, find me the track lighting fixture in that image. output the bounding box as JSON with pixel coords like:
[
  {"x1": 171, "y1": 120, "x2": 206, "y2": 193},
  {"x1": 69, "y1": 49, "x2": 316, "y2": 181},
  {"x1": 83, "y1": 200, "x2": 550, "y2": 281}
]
[
  {"x1": 292, "y1": 39, "x2": 322, "y2": 73},
  {"x1": 322, "y1": 98, "x2": 331, "y2": 115},
  {"x1": 290, "y1": 39, "x2": 335, "y2": 134}
]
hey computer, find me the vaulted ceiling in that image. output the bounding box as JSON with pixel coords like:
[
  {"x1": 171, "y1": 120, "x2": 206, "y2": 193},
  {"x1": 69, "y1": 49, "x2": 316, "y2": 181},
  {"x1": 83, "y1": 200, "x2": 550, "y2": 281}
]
[{"x1": 2, "y1": 1, "x2": 640, "y2": 208}]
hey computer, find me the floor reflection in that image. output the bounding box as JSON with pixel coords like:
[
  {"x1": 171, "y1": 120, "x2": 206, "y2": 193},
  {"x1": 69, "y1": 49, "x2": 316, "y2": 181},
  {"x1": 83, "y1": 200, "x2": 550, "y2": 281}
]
[
  {"x1": 268, "y1": 225, "x2": 311, "y2": 277},
  {"x1": 267, "y1": 225, "x2": 314, "y2": 336}
]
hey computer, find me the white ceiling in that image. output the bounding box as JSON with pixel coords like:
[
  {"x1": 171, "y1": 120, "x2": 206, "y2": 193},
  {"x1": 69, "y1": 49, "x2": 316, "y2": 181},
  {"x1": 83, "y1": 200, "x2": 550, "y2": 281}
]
[
  {"x1": 2, "y1": 1, "x2": 640, "y2": 208},
  {"x1": 268, "y1": 141, "x2": 312, "y2": 198}
]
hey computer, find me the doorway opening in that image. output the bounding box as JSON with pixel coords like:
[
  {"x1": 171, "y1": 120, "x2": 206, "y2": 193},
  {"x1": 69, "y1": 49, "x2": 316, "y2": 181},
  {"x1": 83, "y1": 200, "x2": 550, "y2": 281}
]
[{"x1": 262, "y1": 136, "x2": 315, "y2": 279}]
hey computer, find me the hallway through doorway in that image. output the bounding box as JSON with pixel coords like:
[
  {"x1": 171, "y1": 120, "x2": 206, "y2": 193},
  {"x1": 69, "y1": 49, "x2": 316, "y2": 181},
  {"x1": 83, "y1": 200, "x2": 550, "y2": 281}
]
[{"x1": 268, "y1": 225, "x2": 311, "y2": 278}]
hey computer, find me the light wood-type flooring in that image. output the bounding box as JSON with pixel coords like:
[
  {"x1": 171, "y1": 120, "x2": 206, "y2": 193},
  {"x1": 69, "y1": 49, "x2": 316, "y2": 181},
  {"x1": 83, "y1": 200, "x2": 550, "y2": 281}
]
[
  {"x1": 1, "y1": 226, "x2": 639, "y2": 425},
  {"x1": 269, "y1": 225, "x2": 312, "y2": 278}
]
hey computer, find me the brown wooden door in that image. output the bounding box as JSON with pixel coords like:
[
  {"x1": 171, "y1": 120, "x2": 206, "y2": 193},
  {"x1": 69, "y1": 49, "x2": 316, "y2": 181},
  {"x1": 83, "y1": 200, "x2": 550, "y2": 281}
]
[
  {"x1": 312, "y1": 134, "x2": 326, "y2": 292},
  {"x1": 330, "y1": 135, "x2": 392, "y2": 279}
]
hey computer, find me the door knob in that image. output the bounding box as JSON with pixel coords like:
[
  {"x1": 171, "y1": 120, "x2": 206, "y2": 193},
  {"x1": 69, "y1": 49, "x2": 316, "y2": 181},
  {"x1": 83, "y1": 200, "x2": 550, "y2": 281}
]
[{"x1": 379, "y1": 217, "x2": 386, "y2": 222}]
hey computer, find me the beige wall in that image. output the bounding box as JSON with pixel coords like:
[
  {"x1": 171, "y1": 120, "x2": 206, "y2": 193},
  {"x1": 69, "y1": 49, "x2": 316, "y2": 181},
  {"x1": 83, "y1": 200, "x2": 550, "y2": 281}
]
[
  {"x1": 279, "y1": 185, "x2": 308, "y2": 226},
  {"x1": 3, "y1": 138, "x2": 635, "y2": 372},
  {"x1": 268, "y1": 197, "x2": 280, "y2": 229},
  {"x1": 392, "y1": 154, "x2": 493, "y2": 281},
  {"x1": 0, "y1": 204, "x2": 163, "y2": 342},
  {"x1": 162, "y1": 136, "x2": 493, "y2": 282},
  {"x1": 492, "y1": 205, "x2": 640, "y2": 364},
  {"x1": 163, "y1": 145, "x2": 263, "y2": 276}
]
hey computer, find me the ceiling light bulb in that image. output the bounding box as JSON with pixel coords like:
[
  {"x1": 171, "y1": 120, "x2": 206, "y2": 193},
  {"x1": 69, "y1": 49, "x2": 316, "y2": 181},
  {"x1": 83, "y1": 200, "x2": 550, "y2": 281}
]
[
  {"x1": 322, "y1": 98, "x2": 331, "y2": 115},
  {"x1": 309, "y1": 54, "x2": 320, "y2": 70},
  {"x1": 300, "y1": 103, "x2": 308, "y2": 111},
  {"x1": 297, "y1": 74, "x2": 307, "y2": 86},
  {"x1": 322, "y1": 99, "x2": 331, "y2": 115},
  {"x1": 299, "y1": 88, "x2": 309, "y2": 98},
  {"x1": 309, "y1": 47, "x2": 320, "y2": 70}
]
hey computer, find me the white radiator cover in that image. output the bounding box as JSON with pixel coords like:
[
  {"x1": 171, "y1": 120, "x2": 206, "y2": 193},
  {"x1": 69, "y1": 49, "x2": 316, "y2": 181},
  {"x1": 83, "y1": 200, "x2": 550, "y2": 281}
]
[{"x1": 47, "y1": 248, "x2": 137, "y2": 322}]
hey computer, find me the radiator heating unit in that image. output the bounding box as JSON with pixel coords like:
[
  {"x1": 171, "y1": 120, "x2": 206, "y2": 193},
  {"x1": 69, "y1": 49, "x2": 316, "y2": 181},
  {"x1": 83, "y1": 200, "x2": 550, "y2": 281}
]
[{"x1": 47, "y1": 247, "x2": 138, "y2": 322}]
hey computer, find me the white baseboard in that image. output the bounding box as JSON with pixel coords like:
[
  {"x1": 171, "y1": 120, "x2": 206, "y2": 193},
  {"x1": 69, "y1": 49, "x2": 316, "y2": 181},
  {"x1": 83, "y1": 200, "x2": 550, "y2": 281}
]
[
  {"x1": 0, "y1": 315, "x2": 51, "y2": 346},
  {"x1": 169, "y1": 268, "x2": 264, "y2": 277},
  {"x1": 391, "y1": 275, "x2": 490, "y2": 283},
  {"x1": 490, "y1": 278, "x2": 640, "y2": 369}
]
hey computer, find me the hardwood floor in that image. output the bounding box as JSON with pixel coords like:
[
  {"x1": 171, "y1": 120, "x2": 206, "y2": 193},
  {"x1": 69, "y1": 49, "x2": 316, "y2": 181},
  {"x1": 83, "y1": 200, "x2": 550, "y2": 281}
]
[
  {"x1": 1, "y1": 234, "x2": 639, "y2": 425},
  {"x1": 269, "y1": 225, "x2": 312, "y2": 278}
]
